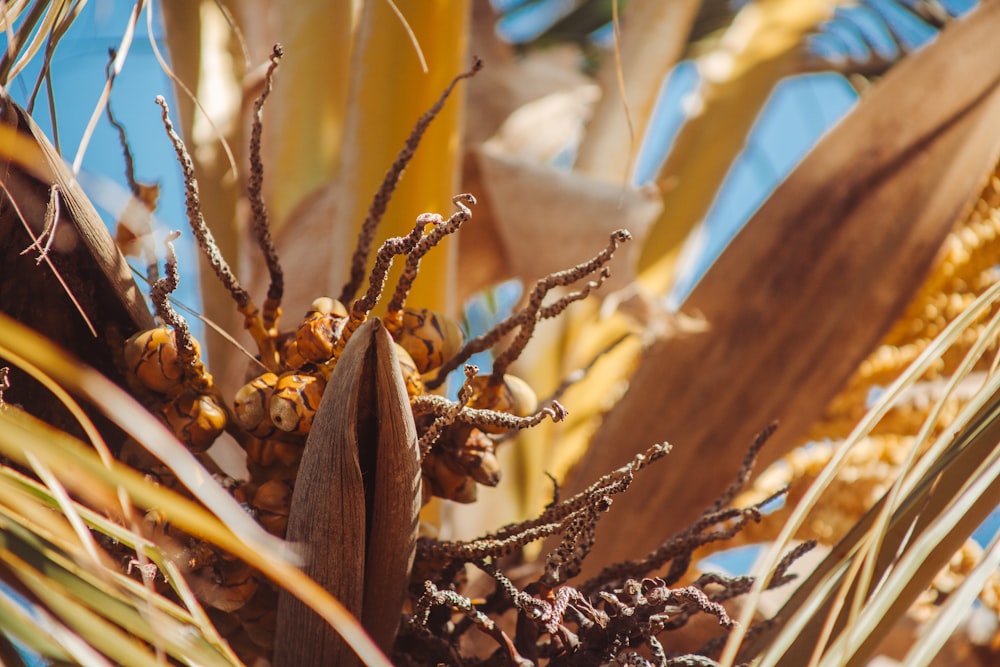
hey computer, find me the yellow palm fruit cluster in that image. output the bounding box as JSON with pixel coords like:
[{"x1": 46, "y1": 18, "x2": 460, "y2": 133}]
[
  {"x1": 811, "y1": 163, "x2": 1000, "y2": 442},
  {"x1": 724, "y1": 159, "x2": 1000, "y2": 646},
  {"x1": 732, "y1": 434, "x2": 914, "y2": 545},
  {"x1": 733, "y1": 159, "x2": 1000, "y2": 536}
]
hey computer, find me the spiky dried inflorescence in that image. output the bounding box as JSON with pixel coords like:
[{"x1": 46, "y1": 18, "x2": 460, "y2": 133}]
[
  {"x1": 249, "y1": 45, "x2": 285, "y2": 331},
  {"x1": 156, "y1": 94, "x2": 280, "y2": 370},
  {"x1": 386, "y1": 194, "x2": 476, "y2": 316},
  {"x1": 416, "y1": 365, "x2": 479, "y2": 456},
  {"x1": 491, "y1": 230, "x2": 630, "y2": 381},
  {"x1": 580, "y1": 425, "x2": 786, "y2": 594},
  {"x1": 339, "y1": 58, "x2": 483, "y2": 305},
  {"x1": 417, "y1": 442, "x2": 670, "y2": 567},
  {"x1": 403, "y1": 425, "x2": 815, "y2": 666},
  {"x1": 426, "y1": 230, "x2": 632, "y2": 390},
  {"x1": 136, "y1": 53, "x2": 655, "y2": 663}
]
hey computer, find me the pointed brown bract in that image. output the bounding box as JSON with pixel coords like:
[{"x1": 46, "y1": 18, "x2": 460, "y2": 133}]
[{"x1": 275, "y1": 318, "x2": 419, "y2": 666}]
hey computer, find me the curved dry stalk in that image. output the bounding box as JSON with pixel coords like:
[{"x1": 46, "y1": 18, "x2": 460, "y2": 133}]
[
  {"x1": 248, "y1": 44, "x2": 285, "y2": 331},
  {"x1": 155, "y1": 95, "x2": 279, "y2": 371},
  {"x1": 427, "y1": 230, "x2": 631, "y2": 389},
  {"x1": 386, "y1": 193, "x2": 475, "y2": 314},
  {"x1": 338, "y1": 58, "x2": 483, "y2": 305}
]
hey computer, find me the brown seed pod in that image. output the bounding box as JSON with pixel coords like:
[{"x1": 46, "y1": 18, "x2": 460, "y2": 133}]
[
  {"x1": 198, "y1": 559, "x2": 259, "y2": 613},
  {"x1": 422, "y1": 450, "x2": 477, "y2": 504},
  {"x1": 455, "y1": 427, "x2": 502, "y2": 487},
  {"x1": 269, "y1": 371, "x2": 325, "y2": 435},
  {"x1": 394, "y1": 343, "x2": 425, "y2": 399},
  {"x1": 161, "y1": 390, "x2": 226, "y2": 452},
  {"x1": 294, "y1": 297, "x2": 349, "y2": 363},
  {"x1": 467, "y1": 374, "x2": 538, "y2": 434},
  {"x1": 392, "y1": 307, "x2": 464, "y2": 374},
  {"x1": 123, "y1": 326, "x2": 192, "y2": 394},
  {"x1": 252, "y1": 479, "x2": 292, "y2": 537},
  {"x1": 272, "y1": 440, "x2": 304, "y2": 467},
  {"x1": 280, "y1": 337, "x2": 307, "y2": 370},
  {"x1": 238, "y1": 584, "x2": 279, "y2": 650},
  {"x1": 233, "y1": 372, "x2": 279, "y2": 438}
]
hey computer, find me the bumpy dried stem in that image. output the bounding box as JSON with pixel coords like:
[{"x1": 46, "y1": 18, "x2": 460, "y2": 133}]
[
  {"x1": 493, "y1": 231, "x2": 631, "y2": 380},
  {"x1": 156, "y1": 95, "x2": 279, "y2": 370},
  {"x1": 339, "y1": 58, "x2": 483, "y2": 305},
  {"x1": 156, "y1": 96, "x2": 246, "y2": 307},
  {"x1": 249, "y1": 45, "x2": 284, "y2": 331},
  {"x1": 426, "y1": 230, "x2": 631, "y2": 390},
  {"x1": 326, "y1": 221, "x2": 430, "y2": 367},
  {"x1": 356, "y1": 221, "x2": 428, "y2": 315},
  {"x1": 415, "y1": 580, "x2": 493, "y2": 631},
  {"x1": 418, "y1": 443, "x2": 670, "y2": 565},
  {"x1": 580, "y1": 425, "x2": 783, "y2": 593},
  {"x1": 413, "y1": 580, "x2": 529, "y2": 666},
  {"x1": 150, "y1": 231, "x2": 212, "y2": 391},
  {"x1": 538, "y1": 269, "x2": 610, "y2": 320},
  {"x1": 105, "y1": 49, "x2": 139, "y2": 199},
  {"x1": 412, "y1": 395, "x2": 568, "y2": 434},
  {"x1": 418, "y1": 365, "x2": 478, "y2": 456},
  {"x1": 387, "y1": 194, "x2": 476, "y2": 316},
  {"x1": 543, "y1": 505, "x2": 602, "y2": 587}
]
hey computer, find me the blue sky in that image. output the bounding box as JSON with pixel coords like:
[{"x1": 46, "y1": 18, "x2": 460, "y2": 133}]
[{"x1": 3, "y1": 2, "x2": 197, "y2": 333}]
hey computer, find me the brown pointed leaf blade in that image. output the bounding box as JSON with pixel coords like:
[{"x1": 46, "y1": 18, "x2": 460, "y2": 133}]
[
  {"x1": 563, "y1": 1, "x2": 1000, "y2": 574},
  {"x1": 363, "y1": 320, "x2": 421, "y2": 653},
  {"x1": 275, "y1": 318, "x2": 420, "y2": 665},
  {"x1": 0, "y1": 93, "x2": 153, "y2": 451},
  {"x1": 275, "y1": 326, "x2": 367, "y2": 667}
]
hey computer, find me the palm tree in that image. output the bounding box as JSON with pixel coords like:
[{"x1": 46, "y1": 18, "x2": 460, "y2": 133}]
[{"x1": 1, "y1": 0, "x2": 999, "y2": 665}]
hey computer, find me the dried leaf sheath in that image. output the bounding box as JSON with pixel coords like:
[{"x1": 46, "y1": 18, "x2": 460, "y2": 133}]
[
  {"x1": 364, "y1": 320, "x2": 421, "y2": 652},
  {"x1": 275, "y1": 318, "x2": 420, "y2": 666}
]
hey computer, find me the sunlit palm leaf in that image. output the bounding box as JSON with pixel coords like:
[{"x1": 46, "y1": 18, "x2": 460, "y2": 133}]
[{"x1": 565, "y1": 0, "x2": 1000, "y2": 576}]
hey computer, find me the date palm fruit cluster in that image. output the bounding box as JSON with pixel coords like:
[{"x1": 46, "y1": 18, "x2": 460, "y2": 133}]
[{"x1": 114, "y1": 49, "x2": 631, "y2": 659}]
